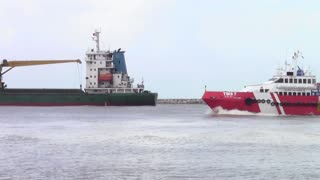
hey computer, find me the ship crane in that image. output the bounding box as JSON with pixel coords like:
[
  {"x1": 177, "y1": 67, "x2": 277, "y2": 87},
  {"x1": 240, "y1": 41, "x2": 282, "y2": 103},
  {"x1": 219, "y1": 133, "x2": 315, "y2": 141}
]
[{"x1": 0, "y1": 59, "x2": 82, "y2": 89}]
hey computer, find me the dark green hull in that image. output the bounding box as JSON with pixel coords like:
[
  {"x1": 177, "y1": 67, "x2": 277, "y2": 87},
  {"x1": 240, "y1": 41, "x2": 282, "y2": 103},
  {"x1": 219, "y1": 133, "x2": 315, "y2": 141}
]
[{"x1": 0, "y1": 89, "x2": 157, "y2": 106}]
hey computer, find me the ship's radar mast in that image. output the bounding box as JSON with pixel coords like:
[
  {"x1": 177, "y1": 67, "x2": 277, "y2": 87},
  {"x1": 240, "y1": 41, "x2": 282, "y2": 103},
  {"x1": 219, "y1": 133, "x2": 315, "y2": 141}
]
[
  {"x1": 292, "y1": 50, "x2": 303, "y2": 70},
  {"x1": 92, "y1": 30, "x2": 100, "y2": 52}
]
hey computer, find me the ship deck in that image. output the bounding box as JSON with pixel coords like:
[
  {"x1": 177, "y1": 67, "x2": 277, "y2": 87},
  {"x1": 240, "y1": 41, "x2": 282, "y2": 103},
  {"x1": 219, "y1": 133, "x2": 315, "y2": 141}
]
[{"x1": 0, "y1": 88, "x2": 84, "y2": 94}]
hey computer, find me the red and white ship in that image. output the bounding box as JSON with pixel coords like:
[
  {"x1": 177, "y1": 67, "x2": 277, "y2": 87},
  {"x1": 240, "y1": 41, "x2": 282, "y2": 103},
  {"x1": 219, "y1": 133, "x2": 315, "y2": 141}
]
[{"x1": 202, "y1": 51, "x2": 320, "y2": 116}]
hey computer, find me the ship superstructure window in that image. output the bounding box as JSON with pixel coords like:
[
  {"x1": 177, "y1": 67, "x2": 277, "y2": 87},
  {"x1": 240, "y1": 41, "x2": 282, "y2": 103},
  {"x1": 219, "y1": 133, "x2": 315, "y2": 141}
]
[
  {"x1": 264, "y1": 89, "x2": 269, "y2": 93},
  {"x1": 297, "y1": 92, "x2": 301, "y2": 96},
  {"x1": 284, "y1": 92, "x2": 287, "y2": 95},
  {"x1": 299, "y1": 79, "x2": 302, "y2": 83},
  {"x1": 275, "y1": 78, "x2": 283, "y2": 83},
  {"x1": 288, "y1": 92, "x2": 292, "y2": 96},
  {"x1": 313, "y1": 79, "x2": 316, "y2": 84},
  {"x1": 289, "y1": 79, "x2": 293, "y2": 83},
  {"x1": 294, "y1": 79, "x2": 297, "y2": 83},
  {"x1": 285, "y1": 79, "x2": 288, "y2": 83},
  {"x1": 307, "y1": 92, "x2": 311, "y2": 96},
  {"x1": 293, "y1": 92, "x2": 296, "y2": 96},
  {"x1": 302, "y1": 92, "x2": 306, "y2": 96},
  {"x1": 303, "y1": 79, "x2": 306, "y2": 84},
  {"x1": 279, "y1": 92, "x2": 283, "y2": 95},
  {"x1": 308, "y1": 79, "x2": 311, "y2": 84}
]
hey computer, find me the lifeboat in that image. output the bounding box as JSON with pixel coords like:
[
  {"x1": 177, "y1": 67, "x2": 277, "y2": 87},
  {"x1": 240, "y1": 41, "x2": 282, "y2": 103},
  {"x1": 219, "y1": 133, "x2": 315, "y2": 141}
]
[{"x1": 98, "y1": 73, "x2": 113, "y2": 81}]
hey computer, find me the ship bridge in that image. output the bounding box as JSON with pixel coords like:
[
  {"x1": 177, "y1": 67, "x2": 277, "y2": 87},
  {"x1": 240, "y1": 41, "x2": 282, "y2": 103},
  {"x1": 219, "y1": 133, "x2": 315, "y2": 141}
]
[
  {"x1": 84, "y1": 30, "x2": 144, "y2": 94},
  {"x1": 241, "y1": 51, "x2": 318, "y2": 96}
]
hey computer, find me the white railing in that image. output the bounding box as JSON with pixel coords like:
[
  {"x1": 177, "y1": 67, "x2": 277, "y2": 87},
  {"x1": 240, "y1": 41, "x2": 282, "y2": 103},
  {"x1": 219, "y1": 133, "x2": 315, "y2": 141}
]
[{"x1": 85, "y1": 87, "x2": 145, "y2": 94}]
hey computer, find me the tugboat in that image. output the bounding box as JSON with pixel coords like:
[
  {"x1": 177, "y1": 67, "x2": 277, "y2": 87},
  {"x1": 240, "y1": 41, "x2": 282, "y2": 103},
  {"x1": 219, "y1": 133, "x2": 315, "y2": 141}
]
[
  {"x1": 0, "y1": 30, "x2": 157, "y2": 106},
  {"x1": 202, "y1": 51, "x2": 320, "y2": 115}
]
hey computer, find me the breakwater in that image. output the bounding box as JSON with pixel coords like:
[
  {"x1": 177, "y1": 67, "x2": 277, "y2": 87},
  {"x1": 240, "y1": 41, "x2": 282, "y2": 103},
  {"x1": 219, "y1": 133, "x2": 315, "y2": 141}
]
[{"x1": 157, "y1": 99, "x2": 204, "y2": 104}]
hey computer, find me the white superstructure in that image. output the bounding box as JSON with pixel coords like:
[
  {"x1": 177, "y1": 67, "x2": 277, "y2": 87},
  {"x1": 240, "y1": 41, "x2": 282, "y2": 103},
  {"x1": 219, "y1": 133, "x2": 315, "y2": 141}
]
[
  {"x1": 241, "y1": 51, "x2": 319, "y2": 96},
  {"x1": 85, "y1": 30, "x2": 145, "y2": 94}
]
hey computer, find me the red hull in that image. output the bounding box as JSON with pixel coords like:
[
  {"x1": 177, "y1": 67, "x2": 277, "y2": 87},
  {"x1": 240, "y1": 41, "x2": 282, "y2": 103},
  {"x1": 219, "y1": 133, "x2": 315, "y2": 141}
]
[{"x1": 202, "y1": 91, "x2": 320, "y2": 115}]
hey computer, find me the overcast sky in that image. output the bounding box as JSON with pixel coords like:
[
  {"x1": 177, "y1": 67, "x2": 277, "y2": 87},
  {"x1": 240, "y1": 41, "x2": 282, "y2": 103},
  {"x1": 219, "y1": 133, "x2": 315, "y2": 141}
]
[{"x1": 1, "y1": 0, "x2": 320, "y2": 98}]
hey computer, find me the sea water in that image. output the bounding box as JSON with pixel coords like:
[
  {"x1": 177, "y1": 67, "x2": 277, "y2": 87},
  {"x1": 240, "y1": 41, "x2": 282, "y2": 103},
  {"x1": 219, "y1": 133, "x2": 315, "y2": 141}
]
[{"x1": 0, "y1": 105, "x2": 320, "y2": 179}]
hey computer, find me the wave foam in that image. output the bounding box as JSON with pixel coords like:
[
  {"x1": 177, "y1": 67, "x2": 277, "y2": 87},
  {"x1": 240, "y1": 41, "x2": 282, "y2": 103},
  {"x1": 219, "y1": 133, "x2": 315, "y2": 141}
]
[{"x1": 208, "y1": 106, "x2": 278, "y2": 116}]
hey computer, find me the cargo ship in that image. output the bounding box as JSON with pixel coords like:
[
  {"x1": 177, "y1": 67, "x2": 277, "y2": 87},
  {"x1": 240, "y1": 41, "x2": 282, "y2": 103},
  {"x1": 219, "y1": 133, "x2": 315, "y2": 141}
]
[
  {"x1": 202, "y1": 51, "x2": 320, "y2": 115},
  {"x1": 0, "y1": 30, "x2": 157, "y2": 106}
]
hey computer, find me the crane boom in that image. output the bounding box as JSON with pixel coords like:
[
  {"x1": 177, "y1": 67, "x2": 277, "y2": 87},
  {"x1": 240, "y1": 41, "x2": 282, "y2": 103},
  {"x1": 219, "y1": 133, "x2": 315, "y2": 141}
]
[
  {"x1": 1, "y1": 59, "x2": 81, "y2": 67},
  {"x1": 0, "y1": 59, "x2": 82, "y2": 89}
]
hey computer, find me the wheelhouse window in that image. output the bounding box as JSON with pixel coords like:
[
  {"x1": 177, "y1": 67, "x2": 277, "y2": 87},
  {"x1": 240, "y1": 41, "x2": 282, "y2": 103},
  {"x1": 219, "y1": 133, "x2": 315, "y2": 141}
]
[
  {"x1": 275, "y1": 78, "x2": 284, "y2": 83},
  {"x1": 303, "y1": 79, "x2": 306, "y2": 84},
  {"x1": 294, "y1": 79, "x2": 297, "y2": 83},
  {"x1": 299, "y1": 79, "x2": 302, "y2": 83},
  {"x1": 289, "y1": 79, "x2": 293, "y2": 83},
  {"x1": 285, "y1": 79, "x2": 288, "y2": 83},
  {"x1": 287, "y1": 72, "x2": 294, "y2": 76},
  {"x1": 308, "y1": 79, "x2": 311, "y2": 84}
]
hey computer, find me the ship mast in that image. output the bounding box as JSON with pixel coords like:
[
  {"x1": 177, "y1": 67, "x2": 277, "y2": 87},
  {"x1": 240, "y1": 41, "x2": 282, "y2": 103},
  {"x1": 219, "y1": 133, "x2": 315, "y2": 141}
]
[
  {"x1": 93, "y1": 30, "x2": 100, "y2": 52},
  {"x1": 291, "y1": 50, "x2": 304, "y2": 76}
]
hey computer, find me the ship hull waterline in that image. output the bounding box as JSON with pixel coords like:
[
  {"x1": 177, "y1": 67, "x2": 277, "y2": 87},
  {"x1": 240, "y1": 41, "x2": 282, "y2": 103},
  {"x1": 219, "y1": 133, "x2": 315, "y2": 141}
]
[
  {"x1": 0, "y1": 89, "x2": 157, "y2": 106},
  {"x1": 203, "y1": 91, "x2": 320, "y2": 116}
]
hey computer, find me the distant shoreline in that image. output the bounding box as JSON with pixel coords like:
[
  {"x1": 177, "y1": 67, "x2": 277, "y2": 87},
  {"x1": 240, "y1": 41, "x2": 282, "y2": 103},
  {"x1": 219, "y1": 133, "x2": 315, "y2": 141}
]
[{"x1": 157, "y1": 99, "x2": 204, "y2": 104}]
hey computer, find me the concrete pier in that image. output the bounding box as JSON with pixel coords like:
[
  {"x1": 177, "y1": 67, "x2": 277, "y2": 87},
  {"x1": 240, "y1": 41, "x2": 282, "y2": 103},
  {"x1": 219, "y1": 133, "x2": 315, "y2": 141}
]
[{"x1": 157, "y1": 99, "x2": 204, "y2": 104}]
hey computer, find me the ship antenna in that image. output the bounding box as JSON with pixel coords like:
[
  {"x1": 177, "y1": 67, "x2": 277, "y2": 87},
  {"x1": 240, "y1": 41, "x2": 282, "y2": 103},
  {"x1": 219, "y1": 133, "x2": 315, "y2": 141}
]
[
  {"x1": 292, "y1": 50, "x2": 303, "y2": 72},
  {"x1": 93, "y1": 30, "x2": 100, "y2": 52}
]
